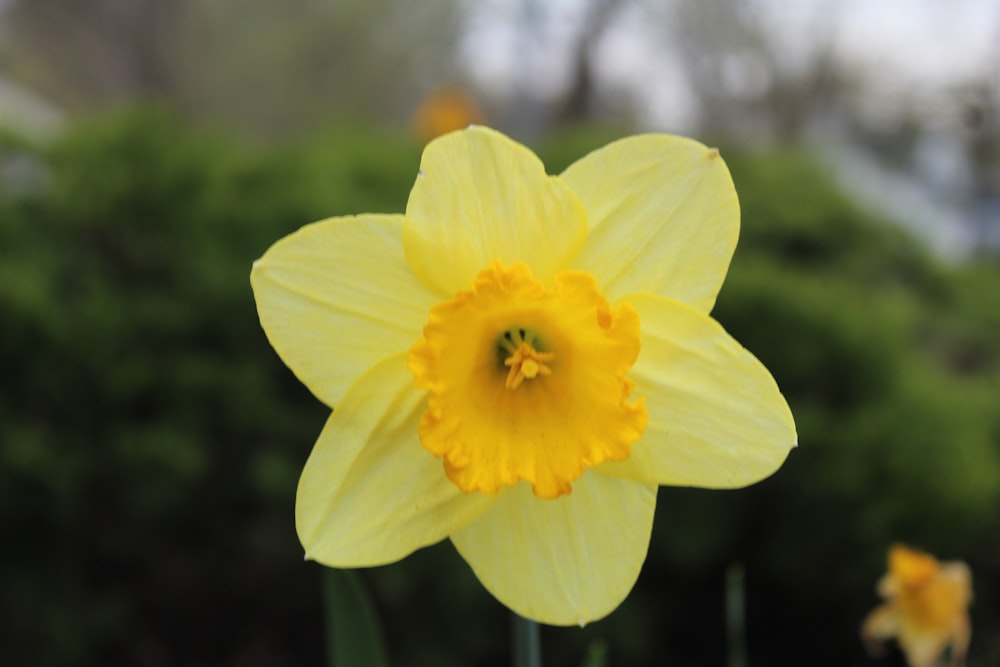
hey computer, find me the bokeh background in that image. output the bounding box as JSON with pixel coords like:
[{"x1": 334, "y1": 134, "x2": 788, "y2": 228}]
[{"x1": 2, "y1": 1, "x2": 999, "y2": 665}]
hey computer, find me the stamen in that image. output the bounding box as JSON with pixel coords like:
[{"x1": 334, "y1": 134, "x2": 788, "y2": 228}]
[
  {"x1": 504, "y1": 342, "x2": 555, "y2": 390},
  {"x1": 499, "y1": 332, "x2": 518, "y2": 354}
]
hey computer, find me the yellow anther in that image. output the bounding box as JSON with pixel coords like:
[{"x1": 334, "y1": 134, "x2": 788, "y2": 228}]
[{"x1": 504, "y1": 342, "x2": 554, "y2": 391}]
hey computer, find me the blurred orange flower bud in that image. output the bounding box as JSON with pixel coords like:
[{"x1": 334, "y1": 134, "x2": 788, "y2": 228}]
[
  {"x1": 861, "y1": 544, "x2": 972, "y2": 667},
  {"x1": 412, "y1": 86, "x2": 485, "y2": 141}
]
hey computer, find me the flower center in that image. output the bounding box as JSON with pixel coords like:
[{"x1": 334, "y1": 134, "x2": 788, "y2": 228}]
[
  {"x1": 408, "y1": 261, "x2": 648, "y2": 499},
  {"x1": 499, "y1": 329, "x2": 555, "y2": 390}
]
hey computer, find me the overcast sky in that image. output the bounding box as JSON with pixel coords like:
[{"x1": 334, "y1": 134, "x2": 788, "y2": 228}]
[
  {"x1": 780, "y1": 0, "x2": 997, "y2": 85},
  {"x1": 459, "y1": 0, "x2": 1000, "y2": 130}
]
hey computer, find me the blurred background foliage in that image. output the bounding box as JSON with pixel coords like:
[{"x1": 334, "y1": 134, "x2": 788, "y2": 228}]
[
  {"x1": 2, "y1": 108, "x2": 999, "y2": 667},
  {"x1": 2, "y1": 0, "x2": 1000, "y2": 665}
]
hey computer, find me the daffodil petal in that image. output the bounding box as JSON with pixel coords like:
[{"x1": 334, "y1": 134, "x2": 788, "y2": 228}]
[
  {"x1": 600, "y1": 293, "x2": 796, "y2": 487},
  {"x1": 562, "y1": 135, "x2": 738, "y2": 312},
  {"x1": 297, "y1": 353, "x2": 497, "y2": 567},
  {"x1": 404, "y1": 126, "x2": 588, "y2": 295},
  {"x1": 251, "y1": 214, "x2": 436, "y2": 408},
  {"x1": 451, "y1": 472, "x2": 656, "y2": 626}
]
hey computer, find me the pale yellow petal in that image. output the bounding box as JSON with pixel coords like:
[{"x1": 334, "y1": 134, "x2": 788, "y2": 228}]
[
  {"x1": 451, "y1": 472, "x2": 656, "y2": 626},
  {"x1": 251, "y1": 214, "x2": 436, "y2": 408},
  {"x1": 404, "y1": 126, "x2": 588, "y2": 295},
  {"x1": 900, "y1": 633, "x2": 951, "y2": 667},
  {"x1": 562, "y1": 135, "x2": 738, "y2": 312},
  {"x1": 297, "y1": 353, "x2": 496, "y2": 566},
  {"x1": 600, "y1": 294, "x2": 796, "y2": 487},
  {"x1": 861, "y1": 604, "x2": 899, "y2": 656}
]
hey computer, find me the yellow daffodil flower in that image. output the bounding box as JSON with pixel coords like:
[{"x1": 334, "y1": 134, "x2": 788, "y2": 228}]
[
  {"x1": 251, "y1": 126, "x2": 796, "y2": 626},
  {"x1": 862, "y1": 544, "x2": 973, "y2": 667}
]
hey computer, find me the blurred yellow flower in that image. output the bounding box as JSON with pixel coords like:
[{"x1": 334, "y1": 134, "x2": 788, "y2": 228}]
[
  {"x1": 861, "y1": 544, "x2": 973, "y2": 667},
  {"x1": 412, "y1": 86, "x2": 485, "y2": 141},
  {"x1": 251, "y1": 126, "x2": 796, "y2": 625}
]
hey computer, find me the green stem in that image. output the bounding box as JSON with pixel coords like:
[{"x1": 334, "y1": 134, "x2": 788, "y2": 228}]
[
  {"x1": 725, "y1": 562, "x2": 747, "y2": 667},
  {"x1": 512, "y1": 612, "x2": 542, "y2": 667},
  {"x1": 323, "y1": 569, "x2": 390, "y2": 667}
]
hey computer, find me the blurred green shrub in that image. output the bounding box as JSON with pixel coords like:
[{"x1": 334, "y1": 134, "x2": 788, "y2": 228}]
[
  {"x1": 0, "y1": 109, "x2": 420, "y2": 665},
  {"x1": 1, "y1": 112, "x2": 999, "y2": 667}
]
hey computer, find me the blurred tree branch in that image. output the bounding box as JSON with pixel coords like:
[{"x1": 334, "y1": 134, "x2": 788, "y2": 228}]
[
  {"x1": 0, "y1": 0, "x2": 189, "y2": 107},
  {"x1": 554, "y1": 0, "x2": 628, "y2": 124},
  {"x1": 639, "y1": 0, "x2": 846, "y2": 141},
  {"x1": 0, "y1": 0, "x2": 460, "y2": 135}
]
